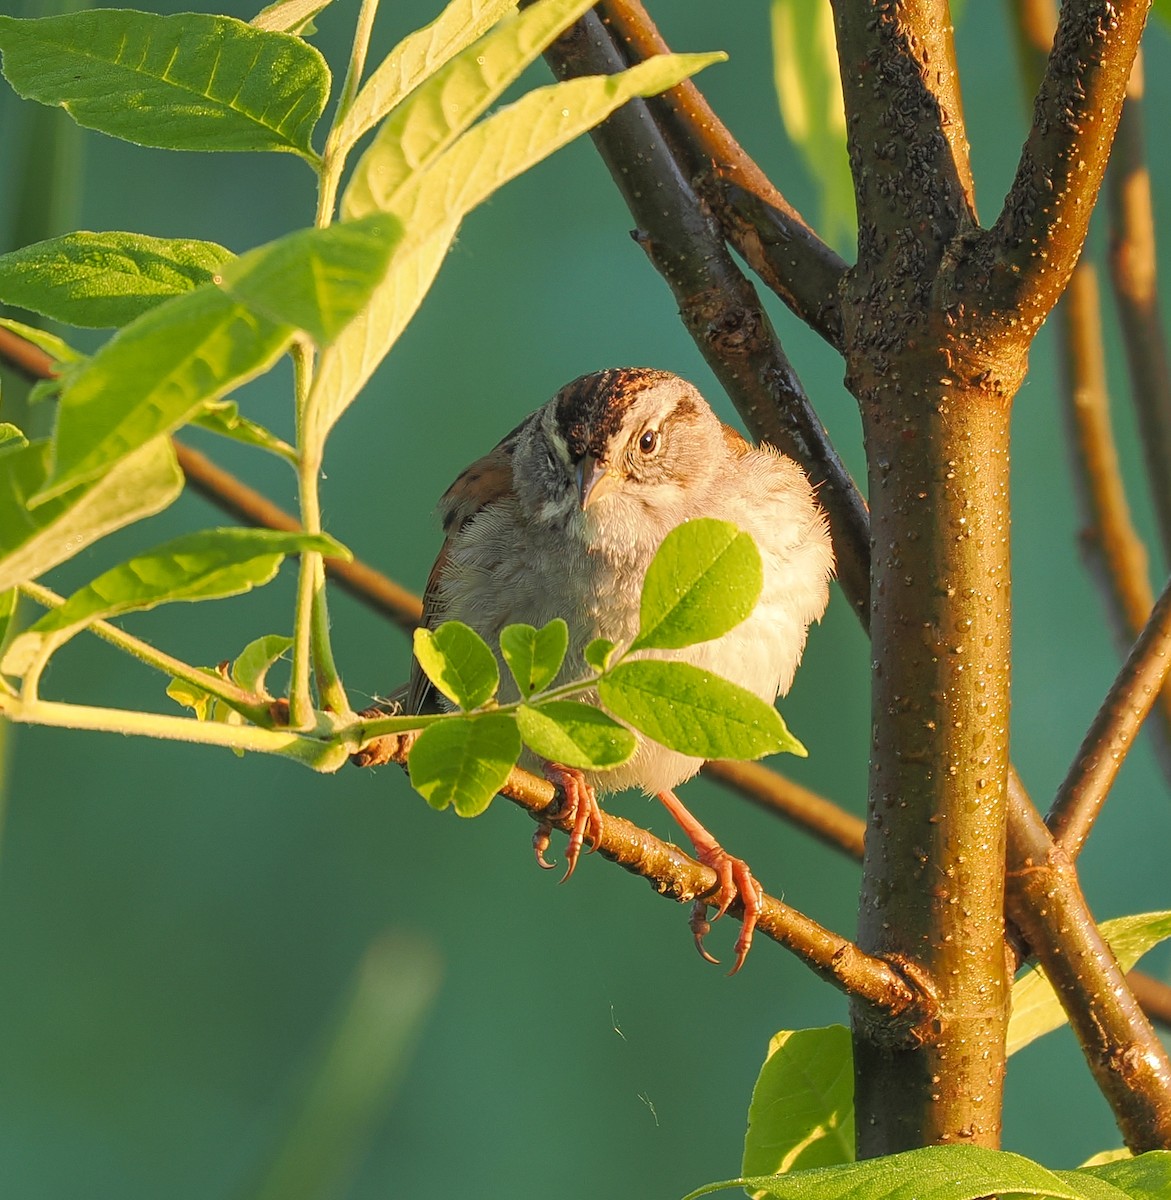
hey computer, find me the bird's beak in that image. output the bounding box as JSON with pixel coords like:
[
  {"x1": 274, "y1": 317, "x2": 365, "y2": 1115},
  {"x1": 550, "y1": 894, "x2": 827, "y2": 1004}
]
[{"x1": 575, "y1": 454, "x2": 618, "y2": 509}]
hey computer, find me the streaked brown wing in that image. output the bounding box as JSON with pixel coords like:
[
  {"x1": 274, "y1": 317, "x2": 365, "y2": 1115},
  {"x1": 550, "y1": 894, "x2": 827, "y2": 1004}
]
[{"x1": 406, "y1": 425, "x2": 523, "y2": 714}]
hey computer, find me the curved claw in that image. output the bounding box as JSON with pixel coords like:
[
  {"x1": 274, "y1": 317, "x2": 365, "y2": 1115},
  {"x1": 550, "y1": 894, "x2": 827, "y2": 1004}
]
[
  {"x1": 541, "y1": 764, "x2": 603, "y2": 883},
  {"x1": 689, "y1": 900, "x2": 720, "y2": 966},
  {"x1": 533, "y1": 820, "x2": 557, "y2": 870}
]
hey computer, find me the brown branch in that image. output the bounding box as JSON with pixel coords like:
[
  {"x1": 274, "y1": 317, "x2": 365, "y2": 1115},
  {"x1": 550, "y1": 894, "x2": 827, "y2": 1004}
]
[
  {"x1": 1047, "y1": 573, "x2": 1171, "y2": 856},
  {"x1": 979, "y1": 0, "x2": 1150, "y2": 329},
  {"x1": 540, "y1": 6, "x2": 871, "y2": 626},
  {"x1": 1007, "y1": 769, "x2": 1171, "y2": 1149},
  {"x1": 830, "y1": 0, "x2": 977, "y2": 264},
  {"x1": 358, "y1": 732, "x2": 937, "y2": 1027},
  {"x1": 596, "y1": 0, "x2": 848, "y2": 351},
  {"x1": 1107, "y1": 51, "x2": 1171, "y2": 566}
]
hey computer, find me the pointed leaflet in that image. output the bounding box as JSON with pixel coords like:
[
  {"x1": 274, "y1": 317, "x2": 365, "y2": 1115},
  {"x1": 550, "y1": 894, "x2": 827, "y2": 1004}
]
[
  {"x1": 2, "y1": 529, "x2": 347, "y2": 677},
  {"x1": 312, "y1": 52, "x2": 724, "y2": 437},
  {"x1": 1007, "y1": 910, "x2": 1171, "y2": 1056},
  {"x1": 191, "y1": 401, "x2": 297, "y2": 463},
  {"x1": 250, "y1": 0, "x2": 335, "y2": 35},
  {"x1": 632, "y1": 519, "x2": 763, "y2": 651},
  {"x1": 516, "y1": 701, "x2": 635, "y2": 770},
  {"x1": 0, "y1": 317, "x2": 84, "y2": 365},
  {"x1": 742, "y1": 1027, "x2": 854, "y2": 1182},
  {"x1": 704, "y1": 1145, "x2": 1134, "y2": 1200},
  {"x1": 499, "y1": 619, "x2": 567, "y2": 697},
  {"x1": 584, "y1": 637, "x2": 617, "y2": 673},
  {"x1": 599, "y1": 660, "x2": 806, "y2": 761},
  {"x1": 231, "y1": 633, "x2": 294, "y2": 695},
  {"x1": 0, "y1": 10, "x2": 328, "y2": 159},
  {"x1": 413, "y1": 621, "x2": 499, "y2": 710},
  {"x1": 331, "y1": 0, "x2": 517, "y2": 154},
  {"x1": 40, "y1": 218, "x2": 401, "y2": 498},
  {"x1": 341, "y1": 0, "x2": 601, "y2": 213},
  {"x1": 0, "y1": 437, "x2": 182, "y2": 594},
  {"x1": 408, "y1": 713, "x2": 521, "y2": 817},
  {"x1": 0, "y1": 232, "x2": 233, "y2": 328}
]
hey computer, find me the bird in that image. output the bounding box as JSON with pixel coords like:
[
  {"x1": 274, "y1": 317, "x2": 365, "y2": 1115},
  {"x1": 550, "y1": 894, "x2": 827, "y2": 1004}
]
[{"x1": 407, "y1": 367, "x2": 834, "y2": 971}]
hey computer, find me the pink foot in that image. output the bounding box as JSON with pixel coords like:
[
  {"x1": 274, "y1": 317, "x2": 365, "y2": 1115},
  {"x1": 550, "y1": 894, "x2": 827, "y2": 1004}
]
[
  {"x1": 534, "y1": 764, "x2": 603, "y2": 882},
  {"x1": 658, "y1": 789, "x2": 764, "y2": 975}
]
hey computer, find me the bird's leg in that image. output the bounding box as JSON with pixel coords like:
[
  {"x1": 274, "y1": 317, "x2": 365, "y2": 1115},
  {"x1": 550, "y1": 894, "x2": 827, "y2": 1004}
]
[
  {"x1": 534, "y1": 764, "x2": 604, "y2": 882},
  {"x1": 656, "y1": 789, "x2": 764, "y2": 975}
]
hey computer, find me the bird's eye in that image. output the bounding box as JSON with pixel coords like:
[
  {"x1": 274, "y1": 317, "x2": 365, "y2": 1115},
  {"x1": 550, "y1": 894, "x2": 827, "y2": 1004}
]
[{"x1": 638, "y1": 429, "x2": 659, "y2": 454}]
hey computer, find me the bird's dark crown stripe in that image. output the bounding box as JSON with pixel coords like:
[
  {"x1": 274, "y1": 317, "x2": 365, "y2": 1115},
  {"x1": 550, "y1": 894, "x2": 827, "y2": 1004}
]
[{"x1": 554, "y1": 367, "x2": 671, "y2": 460}]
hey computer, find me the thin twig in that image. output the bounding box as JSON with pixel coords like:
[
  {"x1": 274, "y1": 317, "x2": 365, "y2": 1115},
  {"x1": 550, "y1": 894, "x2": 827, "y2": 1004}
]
[
  {"x1": 597, "y1": 0, "x2": 848, "y2": 351},
  {"x1": 1047, "y1": 573, "x2": 1171, "y2": 856},
  {"x1": 1107, "y1": 50, "x2": 1171, "y2": 567}
]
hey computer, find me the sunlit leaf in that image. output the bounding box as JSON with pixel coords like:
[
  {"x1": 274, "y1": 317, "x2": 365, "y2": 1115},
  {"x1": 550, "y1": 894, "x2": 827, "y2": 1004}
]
[
  {"x1": 0, "y1": 424, "x2": 27, "y2": 451},
  {"x1": 0, "y1": 588, "x2": 16, "y2": 650},
  {"x1": 599, "y1": 659, "x2": 805, "y2": 760},
  {"x1": 341, "y1": 0, "x2": 599, "y2": 209},
  {"x1": 0, "y1": 317, "x2": 85, "y2": 367},
  {"x1": 1077, "y1": 1152, "x2": 1171, "y2": 1200},
  {"x1": 315, "y1": 51, "x2": 723, "y2": 438},
  {"x1": 0, "y1": 231, "x2": 233, "y2": 327},
  {"x1": 216, "y1": 215, "x2": 403, "y2": 345},
  {"x1": 408, "y1": 713, "x2": 520, "y2": 817},
  {"x1": 685, "y1": 1145, "x2": 1142, "y2": 1200},
  {"x1": 332, "y1": 0, "x2": 517, "y2": 153},
  {"x1": 166, "y1": 666, "x2": 227, "y2": 722},
  {"x1": 0, "y1": 10, "x2": 329, "y2": 159},
  {"x1": 584, "y1": 637, "x2": 616, "y2": 673},
  {"x1": 743, "y1": 1027, "x2": 854, "y2": 1187},
  {"x1": 190, "y1": 401, "x2": 296, "y2": 462},
  {"x1": 500, "y1": 618, "x2": 567, "y2": 697},
  {"x1": 1007, "y1": 910, "x2": 1171, "y2": 1056},
  {"x1": 632, "y1": 519, "x2": 762, "y2": 651},
  {"x1": 39, "y1": 285, "x2": 292, "y2": 500},
  {"x1": 2, "y1": 528, "x2": 346, "y2": 676},
  {"x1": 413, "y1": 620, "x2": 499, "y2": 710},
  {"x1": 231, "y1": 632, "x2": 293, "y2": 695},
  {"x1": 250, "y1": 0, "x2": 334, "y2": 35},
  {"x1": 516, "y1": 700, "x2": 635, "y2": 770},
  {"x1": 0, "y1": 436, "x2": 182, "y2": 595},
  {"x1": 770, "y1": 1, "x2": 854, "y2": 256}
]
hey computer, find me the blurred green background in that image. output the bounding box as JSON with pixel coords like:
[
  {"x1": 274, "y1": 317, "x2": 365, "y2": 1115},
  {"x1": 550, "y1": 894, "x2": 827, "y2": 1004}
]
[{"x1": 2, "y1": 1, "x2": 1171, "y2": 1196}]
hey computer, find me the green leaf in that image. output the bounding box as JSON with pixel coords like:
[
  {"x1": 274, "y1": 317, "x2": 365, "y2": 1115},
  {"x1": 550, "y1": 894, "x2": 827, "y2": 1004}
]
[
  {"x1": 500, "y1": 618, "x2": 567, "y2": 697},
  {"x1": 0, "y1": 232, "x2": 233, "y2": 328},
  {"x1": 1079, "y1": 1152, "x2": 1171, "y2": 1200},
  {"x1": 250, "y1": 0, "x2": 335, "y2": 35},
  {"x1": 332, "y1": 0, "x2": 518, "y2": 155},
  {"x1": 599, "y1": 659, "x2": 805, "y2": 761},
  {"x1": 0, "y1": 317, "x2": 85, "y2": 366},
  {"x1": 2, "y1": 528, "x2": 346, "y2": 677},
  {"x1": 0, "y1": 10, "x2": 329, "y2": 160},
  {"x1": 408, "y1": 713, "x2": 520, "y2": 817},
  {"x1": 166, "y1": 666, "x2": 228, "y2": 722},
  {"x1": 1007, "y1": 910, "x2": 1171, "y2": 1056},
  {"x1": 0, "y1": 437, "x2": 182, "y2": 595},
  {"x1": 231, "y1": 633, "x2": 293, "y2": 695},
  {"x1": 770, "y1": 1, "x2": 854, "y2": 256},
  {"x1": 413, "y1": 621, "x2": 499, "y2": 710},
  {"x1": 40, "y1": 286, "x2": 293, "y2": 500},
  {"x1": 216, "y1": 215, "x2": 403, "y2": 346},
  {"x1": 0, "y1": 424, "x2": 27, "y2": 452},
  {"x1": 516, "y1": 700, "x2": 635, "y2": 770},
  {"x1": 314, "y1": 50, "x2": 724, "y2": 438},
  {"x1": 1080, "y1": 1150, "x2": 1133, "y2": 1169},
  {"x1": 341, "y1": 0, "x2": 599, "y2": 209},
  {"x1": 584, "y1": 637, "x2": 616, "y2": 673},
  {"x1": 0, "y1": 588, "x2": 16, "y2": 650},
  {"x1": 190, "y1": 401, "x2": 297, "y2": 463},
  {"x1": 685, "y1": 1145, "x2": 1134, "y2": 1200},
  {"x1": 632, "y1": 518, "x2": 762, "y2": 651},
  {"x1": 743, "y1": 1027, "x2": 854, "y2": 1182}
]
